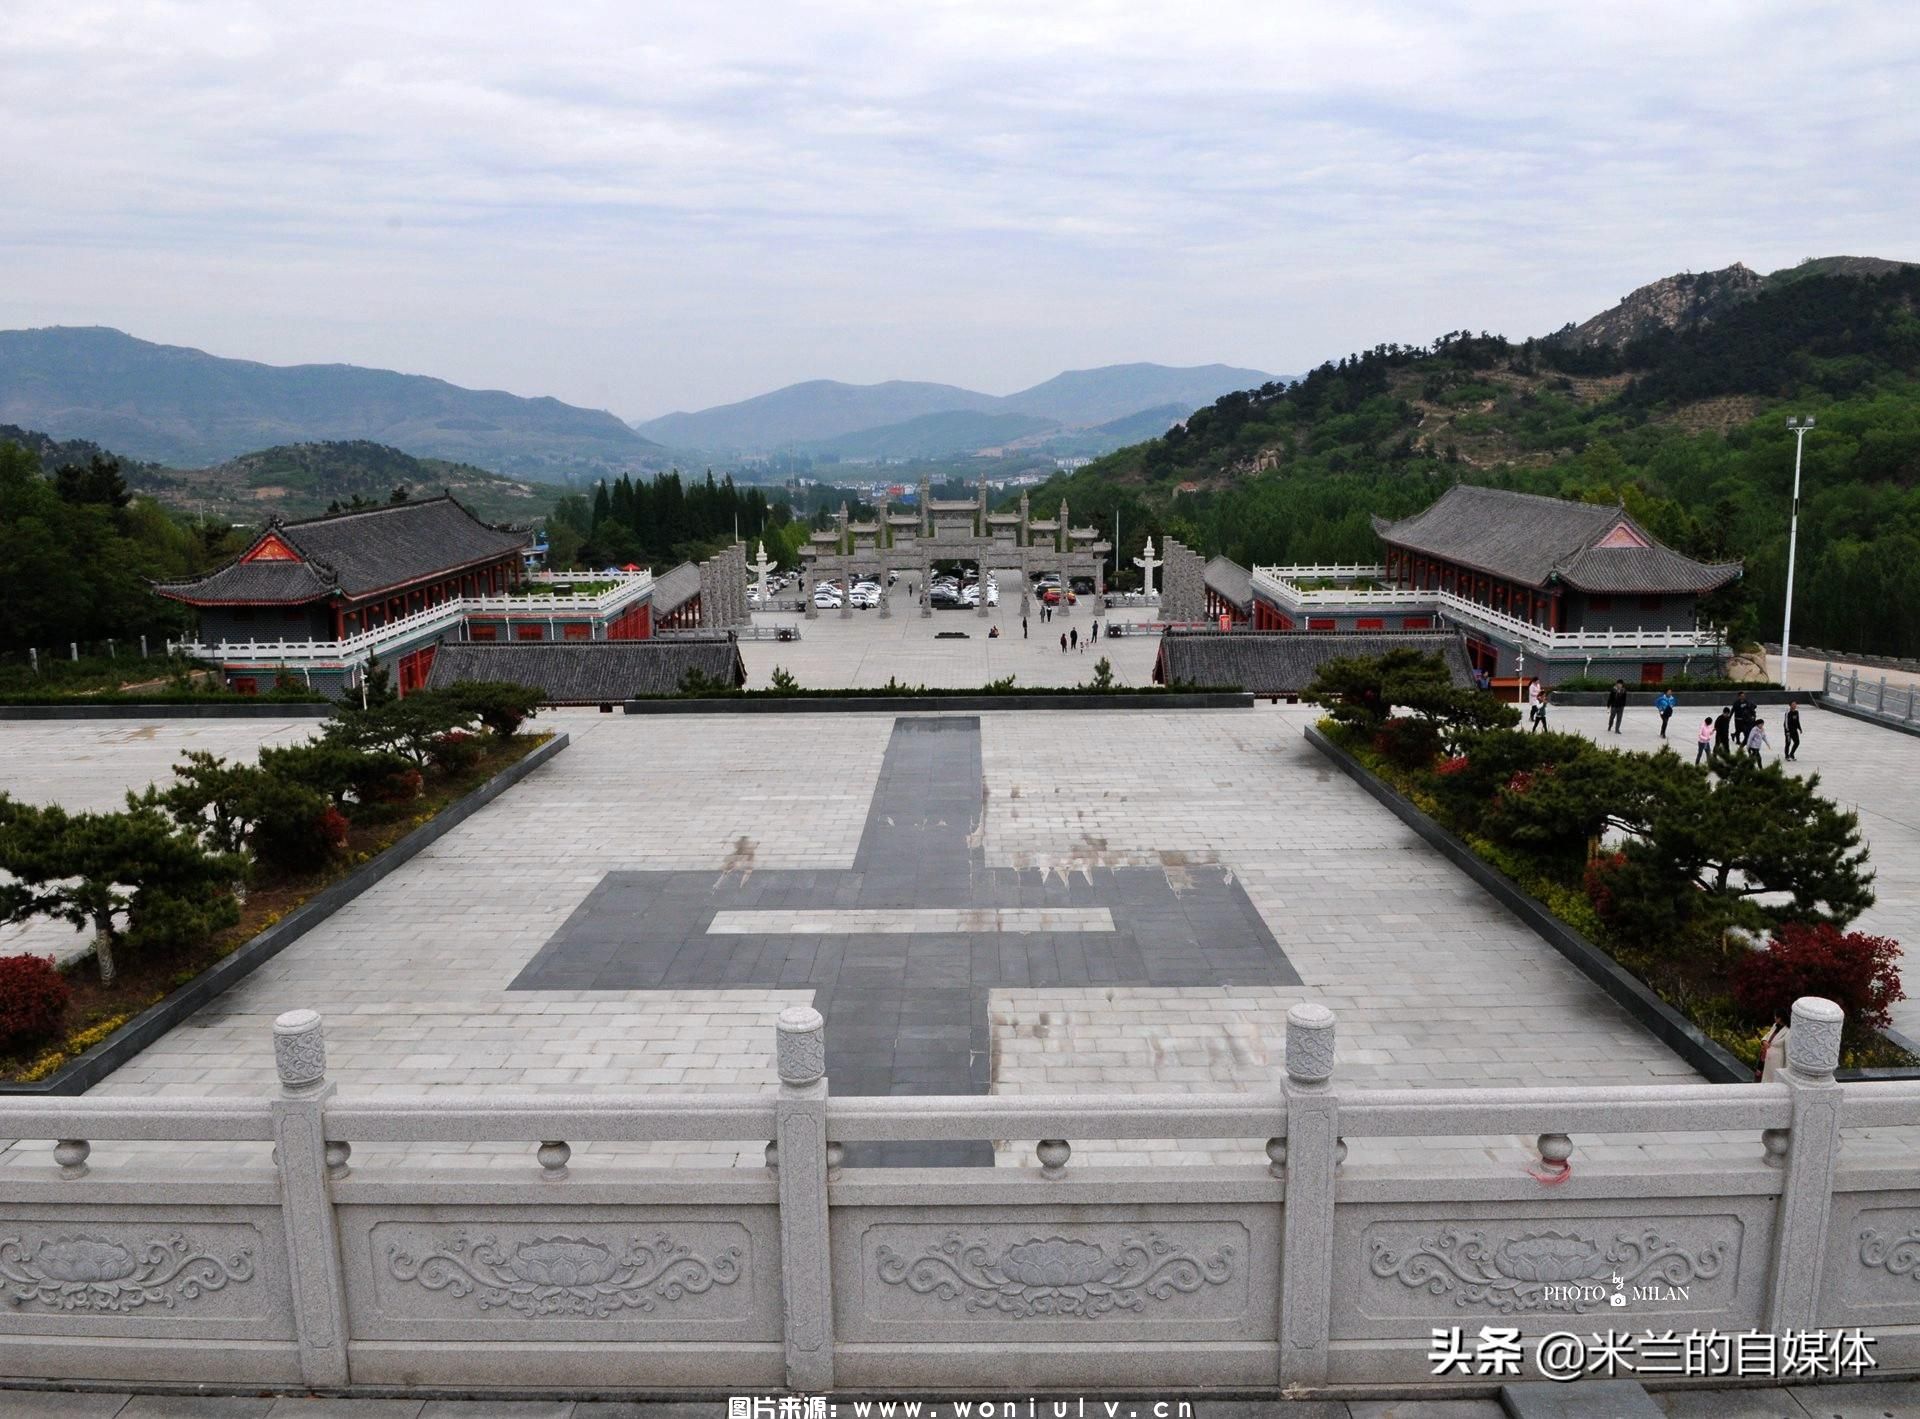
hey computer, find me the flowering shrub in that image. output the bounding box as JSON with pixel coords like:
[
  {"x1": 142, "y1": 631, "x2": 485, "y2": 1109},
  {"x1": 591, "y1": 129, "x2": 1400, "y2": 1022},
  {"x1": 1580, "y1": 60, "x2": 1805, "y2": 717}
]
[
  {"x1": 318, "y1": 806, "x2": 349, "y2": 851},
  {"x1": 0, "y1": 955, "x2": 71, "y2": 1056},
  {"x1": 1732, "y1": 923, "x2": 1906, "y2": 1039},
  {"x1": 1435, "y1": 755, "x2": 1470, "y2": 777}
]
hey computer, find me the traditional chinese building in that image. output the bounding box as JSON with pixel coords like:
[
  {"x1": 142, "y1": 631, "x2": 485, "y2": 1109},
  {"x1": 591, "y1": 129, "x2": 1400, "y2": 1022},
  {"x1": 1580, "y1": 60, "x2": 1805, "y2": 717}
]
[
  {"x1": 155, "y1": 496, "x2": 658, "y2": 698},
  {"x1": 1244, "y1": 486, "x2": 1740, "y2": 685}
]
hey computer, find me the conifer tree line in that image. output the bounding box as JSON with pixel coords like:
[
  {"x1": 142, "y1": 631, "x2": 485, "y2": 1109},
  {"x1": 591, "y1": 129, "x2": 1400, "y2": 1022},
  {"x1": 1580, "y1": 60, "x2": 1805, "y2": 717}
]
[{"x1": 546, "y1": 469, "x2": 796, "y2": 569}]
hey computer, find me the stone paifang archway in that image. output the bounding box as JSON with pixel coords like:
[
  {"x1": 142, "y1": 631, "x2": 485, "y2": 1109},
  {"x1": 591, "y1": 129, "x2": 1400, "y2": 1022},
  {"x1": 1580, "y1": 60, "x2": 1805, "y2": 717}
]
[{"x1": 799, "y1": 477, "x2": 1112, "y2": 620}]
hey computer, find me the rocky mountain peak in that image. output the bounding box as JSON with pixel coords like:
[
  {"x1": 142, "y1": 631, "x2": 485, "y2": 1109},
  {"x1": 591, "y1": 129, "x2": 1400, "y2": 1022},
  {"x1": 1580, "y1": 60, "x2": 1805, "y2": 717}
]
[{"x1": 1557, "y1": 263, "x2": 1766, "y2": 348}]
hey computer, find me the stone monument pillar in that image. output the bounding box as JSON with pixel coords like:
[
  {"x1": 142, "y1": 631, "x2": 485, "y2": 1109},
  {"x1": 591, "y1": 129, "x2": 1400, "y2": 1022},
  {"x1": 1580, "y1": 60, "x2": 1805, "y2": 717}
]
[{"x1": 1134, "y1": 536, "x2": 1162, "y2": 599}]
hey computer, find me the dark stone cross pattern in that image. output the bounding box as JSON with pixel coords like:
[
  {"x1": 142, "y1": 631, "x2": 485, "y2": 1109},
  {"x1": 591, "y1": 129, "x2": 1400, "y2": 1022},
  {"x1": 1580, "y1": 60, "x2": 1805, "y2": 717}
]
[{"x1": 512, "y1": 716, "x2": 1300, "y2": 1165}]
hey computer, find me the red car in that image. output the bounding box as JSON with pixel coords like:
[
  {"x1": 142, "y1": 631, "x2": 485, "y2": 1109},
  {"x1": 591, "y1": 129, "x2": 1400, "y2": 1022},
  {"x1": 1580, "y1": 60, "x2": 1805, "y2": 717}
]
[{"x1": 1041, "y1": 586, "x2": 1077, "y2": 605}]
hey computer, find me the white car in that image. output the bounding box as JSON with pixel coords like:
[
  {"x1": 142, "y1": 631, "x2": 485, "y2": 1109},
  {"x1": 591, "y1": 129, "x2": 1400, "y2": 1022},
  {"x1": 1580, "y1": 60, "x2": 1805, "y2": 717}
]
[
  {"x1": 813, "y1": 589, "x2": 842, "y2": 608},
  {"x1": 849, "y1": 587, "x2": 879, "y2": 609}
]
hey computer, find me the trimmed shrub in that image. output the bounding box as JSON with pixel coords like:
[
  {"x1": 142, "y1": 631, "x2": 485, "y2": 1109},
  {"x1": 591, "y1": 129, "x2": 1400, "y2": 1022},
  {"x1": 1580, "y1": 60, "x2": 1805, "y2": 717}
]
[
  {"x1": 1732, "y1": 922, "x2": 1905, "y2": 1042},
  {"x1": 247, "y1": 780, "x2": 344, "y2": 875},
  {"x1": 427, "y1": 730, "x2": 484, "y2": 775},
  {"x1": 444, "y1": 681, "x2": 543, "y2": 738},
  {"x1": 0, "y1": 955, "x2": 70, "y2": 1056}
]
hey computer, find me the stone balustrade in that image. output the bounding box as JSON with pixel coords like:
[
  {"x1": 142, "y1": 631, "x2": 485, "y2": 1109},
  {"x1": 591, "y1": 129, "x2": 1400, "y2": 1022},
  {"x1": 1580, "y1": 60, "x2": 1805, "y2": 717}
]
[{"x1": 0, "y1": 997, "x2": 1915, "y2": 1396}]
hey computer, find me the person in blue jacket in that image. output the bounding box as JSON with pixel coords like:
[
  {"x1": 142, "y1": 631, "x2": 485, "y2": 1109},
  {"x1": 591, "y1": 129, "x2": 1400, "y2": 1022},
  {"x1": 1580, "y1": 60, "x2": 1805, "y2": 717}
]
[{"x1": 1654, "y1": 688, "x2": 1676, "y2": 739}]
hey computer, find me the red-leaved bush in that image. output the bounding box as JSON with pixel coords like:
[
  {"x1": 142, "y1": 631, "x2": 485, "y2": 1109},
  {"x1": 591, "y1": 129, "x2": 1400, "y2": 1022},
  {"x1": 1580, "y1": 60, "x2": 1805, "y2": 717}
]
[
  {"x1": 1436, "y1": 755, "x2": 1470, "y2": 777},
  {"x1": 1732, "y1": 923, "x2": 1906, "y2": 1037},
  {"x1": 0, "y1": 955, "x2": 71, "y2": 1057},
  {"x1": 318, "y1": 806, "x2": 349, "y2": 851},
  {"x1": 1583, "y1": 852, "x2": 1629, "y2": 921}
]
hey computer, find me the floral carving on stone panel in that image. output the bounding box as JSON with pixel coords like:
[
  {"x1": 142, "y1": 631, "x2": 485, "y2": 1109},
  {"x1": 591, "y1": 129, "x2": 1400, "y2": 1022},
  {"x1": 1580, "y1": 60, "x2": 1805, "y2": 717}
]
[
  {"x1": 385, "y1": 1231, "x2": 742, "y2": 1319},
  {"x1": 0, "y1": 1232, "x2": 255, "y2": 1312},
  {"x1": 873, "y1": 1231, "x2": 1235, "y2": 1319},
  {"x1": 1858, "y1": 1227, "x2": 1920, "y2": 1284},
  {"x1": 1367, "y1": 1227, "x2": 1727, "y2": 1314}
]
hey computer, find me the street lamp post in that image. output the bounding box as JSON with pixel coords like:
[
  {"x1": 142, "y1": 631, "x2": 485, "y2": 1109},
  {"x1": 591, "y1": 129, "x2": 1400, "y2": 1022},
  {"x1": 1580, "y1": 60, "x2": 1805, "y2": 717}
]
[{"x1": 1781, "y1": 417, "x2": 1815, "y2": 692}]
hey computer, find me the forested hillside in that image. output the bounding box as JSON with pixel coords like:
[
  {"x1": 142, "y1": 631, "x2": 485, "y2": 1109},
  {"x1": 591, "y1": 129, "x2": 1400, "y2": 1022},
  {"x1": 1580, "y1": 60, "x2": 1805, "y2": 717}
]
[{"x1": 1045, "y1": 266, "x2": 1920, "y2": 655}]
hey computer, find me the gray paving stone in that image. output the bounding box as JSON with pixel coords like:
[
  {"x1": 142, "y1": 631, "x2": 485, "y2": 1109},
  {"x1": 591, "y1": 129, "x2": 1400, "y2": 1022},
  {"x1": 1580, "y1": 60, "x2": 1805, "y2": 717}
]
[
  {"x1": 1654, "y1": 1387, "x2": 1811, "y2": 1417},
  {"x1": 415, "y1": 1404, "x2": 575, "y2": 1419},
  {"x1": 1502, "y1": 1379, "x2": 1660, "y2": 1416},
  {"x1": 1348, "y1": 1400, "x2": 1507, "y2": 1419},
  {"x1": 264, "y1": 1400, "x2": 426, "y2": 1418},
  {"x1": 118, "y1": 1398, "x2": 278, "y2": 1419},
  {"x1": 0, "y1": 1392, "x2": 131, "y2": 1419},
  {"x1": 1781, "y1": 1378, "x2": 1920, "y2": 1418}
]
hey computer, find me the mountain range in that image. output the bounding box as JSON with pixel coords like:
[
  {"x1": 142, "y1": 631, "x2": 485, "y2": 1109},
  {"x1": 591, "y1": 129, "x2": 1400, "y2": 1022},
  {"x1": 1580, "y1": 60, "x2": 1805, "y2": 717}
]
[
  {"x1": 633, "y1": 362, "x2": 1275, "y2": 456},
  {"x1": 0, "y1": 327, "x2": 661, "y2": 478}
]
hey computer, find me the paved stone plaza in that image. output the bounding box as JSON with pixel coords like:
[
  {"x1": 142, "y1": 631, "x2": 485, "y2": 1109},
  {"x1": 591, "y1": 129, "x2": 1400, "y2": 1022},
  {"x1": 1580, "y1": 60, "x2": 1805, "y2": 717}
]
[
  {"x1": 3, "y1": 682, "x2": 1918, "y2": 1172},
  {"x1": 736, "y1": 578, "x2": 1163, "y2": 688}
]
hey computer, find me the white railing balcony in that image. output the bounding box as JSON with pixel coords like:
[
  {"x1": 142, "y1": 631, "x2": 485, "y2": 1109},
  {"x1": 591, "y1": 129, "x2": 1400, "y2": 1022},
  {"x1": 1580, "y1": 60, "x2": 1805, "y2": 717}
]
[
  {"x1": 1432, "y1": 589, "x2": 1724, "y2": 655},
  {"x1": 1250, "y1": 566, "x2": 1725, "y2": 656},
  {"x1": 176, "y1": 599, "x2": 468, "y2": 667},
  {"x1": 1250, "y1": 567, "x2": 1423, "y2": 608},
  {"x1": 470, "y1": 569, "x2": 653, "y2": 615},
  {"x1": 173, "y1": 572, "x2": 656, "y2": 668}
]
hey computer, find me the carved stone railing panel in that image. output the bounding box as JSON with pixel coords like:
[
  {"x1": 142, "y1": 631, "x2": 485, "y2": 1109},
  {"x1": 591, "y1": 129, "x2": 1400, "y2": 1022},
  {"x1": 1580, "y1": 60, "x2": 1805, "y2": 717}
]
[
  {"x1": 0, "y1": 1205, "x2": 293, "y2": 1341},
  {"x1": 338, "y1": 1205, "x2": 779, "y2": 1343},
  {"x1": 832, "y1": 1204, "x2": 1276, "y2": 1345},
  {"x1": 1818, "y1": 1189, "x2": 1920, "y2": 1339},
  {"x1": 1321, "y1": 1196, "x2": 1773, "y2": 1385}
]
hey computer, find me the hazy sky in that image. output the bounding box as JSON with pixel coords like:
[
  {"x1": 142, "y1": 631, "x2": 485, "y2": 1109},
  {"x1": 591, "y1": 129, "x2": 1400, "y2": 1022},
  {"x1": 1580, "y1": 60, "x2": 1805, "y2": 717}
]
[{"x1": 4, "y1": 2, "x2": 1915, "y2": 420}]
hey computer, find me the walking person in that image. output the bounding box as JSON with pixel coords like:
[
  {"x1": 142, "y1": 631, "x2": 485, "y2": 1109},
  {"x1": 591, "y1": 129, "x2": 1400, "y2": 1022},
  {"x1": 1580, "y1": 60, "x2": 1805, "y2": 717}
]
[
  {"x1": 1784, "y1": 701, "x2": 1803, "y2": 761},
  {"x1": 1022, "y1": 614, "x2": 1028, "y2": 639},
  {"x1": 1732, "y1": 691, "x2": 1756, "y2": 747},
  {"x1": 1695, "y1": 716, "x2": 1715, "y2": 765},
  {"x1": 1527, "y1": 678, "x2": 1548, "y2": 733},
  {"x1": 1747, "y1": 718, "x2": 1771, "y2": 763},
  {"x1": 1605, "y1": 678, "x2": 1628, "y2": 734},
  {"x1": 1070, "y1": 626, "x2": 1078, "y2": 652},
  {"x1": 1713, "y1": 706, "x2": 1733, "y2": 757},
  {"x1": 1654, "y1": 688, "x2": 1675, "y2": 739},
  {"x1": 1059, "y1": 632, "x2": 1067, "y2": 654}
]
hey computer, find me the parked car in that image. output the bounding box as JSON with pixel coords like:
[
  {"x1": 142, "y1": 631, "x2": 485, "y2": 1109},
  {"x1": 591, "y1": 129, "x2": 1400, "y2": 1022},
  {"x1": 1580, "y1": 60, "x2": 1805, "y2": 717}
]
[
  {"x1": 814, "y1": 589, "x2": 842, "y2": 608},
  {"x1": 850, "y1": 587, "x2": 879, "y2": 609}
]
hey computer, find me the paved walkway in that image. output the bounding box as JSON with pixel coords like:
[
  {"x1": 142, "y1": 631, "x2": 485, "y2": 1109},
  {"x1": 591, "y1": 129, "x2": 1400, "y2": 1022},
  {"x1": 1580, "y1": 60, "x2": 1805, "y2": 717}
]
[
  {"x1": 2, "y1": 1380, "x2": 1917, "y2": 1417},
  {"x1": 1544, "y1": 702, "x2": 1920, "y2": 1043}
]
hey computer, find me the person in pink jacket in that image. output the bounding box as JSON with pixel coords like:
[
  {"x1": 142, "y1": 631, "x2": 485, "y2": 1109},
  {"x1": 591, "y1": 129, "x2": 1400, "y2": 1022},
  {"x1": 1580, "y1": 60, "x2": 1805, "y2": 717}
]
[{"x1": 1694, "y1": 716, "x2": 1715, "y2": 765}]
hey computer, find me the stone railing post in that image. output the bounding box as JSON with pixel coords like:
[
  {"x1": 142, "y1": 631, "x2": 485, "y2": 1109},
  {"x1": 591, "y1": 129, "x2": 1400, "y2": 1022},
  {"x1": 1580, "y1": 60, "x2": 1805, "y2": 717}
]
[
  {"x1": 1765, "y1": 996, "x2": 1845, "y2": 1335},
  {"x1": 773, "y1": 1006, "x2": 834, "y2": 1391},
  {"x1": 270, "y1": 1009, "x2": 351, "y2": 1387},
  {"x1": 1279, "y1": 1002, "x2": 1339, "y2": 1388}
]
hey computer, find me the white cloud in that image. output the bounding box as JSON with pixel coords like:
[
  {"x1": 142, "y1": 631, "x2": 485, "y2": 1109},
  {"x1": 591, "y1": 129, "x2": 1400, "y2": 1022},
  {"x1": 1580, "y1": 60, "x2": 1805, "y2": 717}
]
[{"x1": 1, "y1": 0, "x2": 1915, "y2": 416}]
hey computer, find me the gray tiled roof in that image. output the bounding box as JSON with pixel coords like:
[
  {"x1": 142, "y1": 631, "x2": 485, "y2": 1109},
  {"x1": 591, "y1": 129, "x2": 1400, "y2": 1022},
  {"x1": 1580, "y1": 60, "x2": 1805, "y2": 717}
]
[
  {"x1": 1204, "y1": 555, "x2": 1253, "y2": 610},
  {"x1": 156, "y1": 496, "x2": 528, "y2": 605},
  {"x1": 651, "y1": 561, "x2": 702, "y2": 616},
  {"x1": 425, "y1": 639, "x2": 746, "y2": 704},
  {"x1": 1155, "y1": 631, "x2": 1474, "y2": 695},
  {"x1": 1374, "y1": 485, "x2": 1739, "y2": 594}
]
